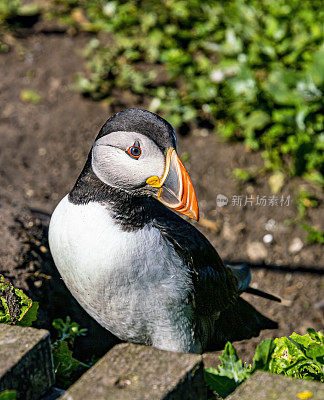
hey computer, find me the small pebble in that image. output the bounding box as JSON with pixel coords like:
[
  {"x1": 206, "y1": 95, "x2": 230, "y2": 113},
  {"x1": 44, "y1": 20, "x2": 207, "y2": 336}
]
[
  {"x1": 289, "y1": 237, "x2": 303, "y2": 253},
  {"x1": 264, "y1": 219, "x2": 276, "y2": 231},
  {"x1": 247, "y1": 242, "x2": 267, "y2": 262},
  {"x1": 198, "y1": 128, "x2": 209, "y2": 137},
  {"x1": 25, "y1": 189, "x2": 34, "y2": 197},
  {"x1": 281, "y1": 298, "x2": 293, "y2": 307},
  {"x1": 263, "y1": 233, "x2": 273, "y2": 244},
  {"x1": 115, "y1": 379, "x2": 131, "y2": 388},
  {"x1": 34, "y1": 280, "x2": 42, "y2": 288}
]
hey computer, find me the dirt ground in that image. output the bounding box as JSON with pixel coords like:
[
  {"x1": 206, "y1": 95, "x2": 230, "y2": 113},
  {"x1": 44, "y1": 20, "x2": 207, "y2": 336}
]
[{"x1": 0, "y1": 30, "x2": 323, "y2": 365}]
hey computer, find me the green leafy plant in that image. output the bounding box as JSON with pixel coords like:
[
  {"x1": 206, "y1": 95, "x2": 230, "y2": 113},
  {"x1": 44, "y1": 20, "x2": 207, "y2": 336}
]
[
  {"x1": 0, "y1": 391, "x2": 17, "y2": 400},
  {"x1": 232, "y1": 168, "x2": 253, "y2": 182},
  {"x1": 52, "y1": 316, "x2": 88, "y2": 345},
  {"x1": 205, "y1": 342, "x2": 252, "y2": 397},
  {"x1": 269, "y1": 329, "x2": 324, "y2": 380},
  {"x1": 0, "y1": 0, "x2": 39, "y2": 25},
  {"x1": 286, "y1": 189, "x2": 323, "y2": 244},
  {"x1": 205, "y1": 329, "x2": 324, "y2": 398},
  {"x1": 0, "y1": 0, "x2": 40, "y2": 52},
  {"x1": 296, "y1": 190, "x2": 319, "y2": 220},
  {"x1": 52, "y1": 316, "x2": 89, "y2": 389},
  {"x1": 0, "y1": 275, "x2": 89, "y2": 389},
  {"x1": 301, "y1": 223, "x2": 324, "y2": 244},
  {"x1": 0, "y1": 0, "x2": 21, "y2": 24},
  {"x1": 0, "y1": 274, "x2": 38, "y2": 326}
]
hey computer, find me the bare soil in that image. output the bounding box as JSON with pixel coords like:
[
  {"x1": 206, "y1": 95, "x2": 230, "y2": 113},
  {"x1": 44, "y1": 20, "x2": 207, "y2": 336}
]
[{"x1": 0, "y1": 31, "x2": 323, "y2": 365}]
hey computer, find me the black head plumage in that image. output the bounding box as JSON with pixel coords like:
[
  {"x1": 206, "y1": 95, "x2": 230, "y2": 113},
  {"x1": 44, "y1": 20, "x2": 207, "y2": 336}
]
[
  {"x1": 96, "y1": 108, "x2": 177, "y2": 153},
  {"x1": 69, "y1": 109, "x2": 177, "y2": 222}
]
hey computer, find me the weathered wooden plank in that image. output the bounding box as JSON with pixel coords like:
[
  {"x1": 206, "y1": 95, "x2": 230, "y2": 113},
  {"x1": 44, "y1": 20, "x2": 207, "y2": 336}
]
[
  {"x1": 0, "y1": 324, "x2": 54, "y2": 400},
  {"x1": 61, "y1": 343, "x2": 207, "y2": 400},
  {"x1": 228, "y1": 371, "x2": 324, "y2": 400}
]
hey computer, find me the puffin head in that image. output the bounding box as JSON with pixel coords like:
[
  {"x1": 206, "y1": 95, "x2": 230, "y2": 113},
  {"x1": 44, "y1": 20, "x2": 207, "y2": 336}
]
[{"x1": 91, "y1": 108, "x2": 199, "y2": 220}]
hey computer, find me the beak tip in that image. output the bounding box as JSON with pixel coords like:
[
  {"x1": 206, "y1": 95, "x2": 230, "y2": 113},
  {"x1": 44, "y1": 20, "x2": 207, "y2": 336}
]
[
  {"x1": 184, "y1": 207, "x2": 199, "y2": 221},
  {"x1": 193, "y1": 210, "x2": 200, "y2": 222},
  {"x1": 191, "y1": 198, "x2": 199, "y2": 221}
]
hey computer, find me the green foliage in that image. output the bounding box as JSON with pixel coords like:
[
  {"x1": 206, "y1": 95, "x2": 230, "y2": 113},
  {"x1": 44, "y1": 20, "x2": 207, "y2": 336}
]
[
  {"x1": 52, "y1": 316, "x2": 88, "y2": 345},
  {"x1": 0, "y1": 274, "x2": 38, "y2": 326},
  {"x1": 52, "y1": 316, "x2": 89, "y2": 389},
  {"x1": 0, "y1": 391, "x2": 17, "y2": 400},
  {"x1": 0, "y1": 0, "x2": 19, "y2": 51},
  {"x1": 0, "y1": 0, "x2": 40, "y2": 52},
  {"x1": 205, "y1": 342, "x2": 251, "y2": 398},
  {"x1": 296, "y1": 190, "x2": 319, "y2": 220},
  {"x1": 269, "y1": 329, "x2": 324, "y2": 381},
  {"x1": 301, "y1": 223, "x2": 324, "y2": 244},
  {"x1": 205, "y1": 330, "x2": 324, "y2": 398},
  {"x1": 251, "y1": 338, "x2": 276, "y2": 371},
  {"x1": 45, "y1": 0, "x2": 324, "y2": 181},
  {"x1": 52, "y1": 340, "x2": 89, "y2": 389},
  {"x1": 0, "y1": 0, "x2": 21, "y2": 24},
  {"x1": 232, "y1": 168, "x2": 252, "y2": 182},
  {"x1": 0, "y1": 0, "x2": 39, "y2": 24},
  {"x1": 288, "y1": 189, "x2": 323, "y2": 243},
  {"x1": 0, "y1": 276, "x2": 88, "y2": 389}
]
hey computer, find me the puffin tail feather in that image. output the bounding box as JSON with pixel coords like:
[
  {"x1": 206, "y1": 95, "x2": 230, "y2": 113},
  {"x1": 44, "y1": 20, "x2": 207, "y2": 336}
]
[{"x1": 245, "y1": 286, "x2": 281, "y2": 302}]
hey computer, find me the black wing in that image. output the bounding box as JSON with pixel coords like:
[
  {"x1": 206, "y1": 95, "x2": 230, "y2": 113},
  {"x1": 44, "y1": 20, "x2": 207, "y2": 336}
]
[
  {"x1": 151, "y1": 202, "x2": 239, "y2": 317},
  {"x1": 150, "y1": 202, "x2": 278, "y2": 351}
]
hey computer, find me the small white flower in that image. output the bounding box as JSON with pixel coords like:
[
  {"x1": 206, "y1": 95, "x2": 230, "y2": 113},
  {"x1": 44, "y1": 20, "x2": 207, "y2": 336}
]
[
  {"x1": 210, "y1": 69, "x2": 225, "y2": 83},
  {"x1": 202, "y1": 104, "x2": 211, "y2": 113},
  {"x1": 103, "y1": 2, "x2": 116, "y2": 17}
]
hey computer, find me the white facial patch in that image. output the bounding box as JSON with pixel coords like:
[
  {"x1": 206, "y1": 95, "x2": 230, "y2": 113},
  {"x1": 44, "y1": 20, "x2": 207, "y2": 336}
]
[{"x1": 92, "y1": 131, "x2": 165, "y2": 189}]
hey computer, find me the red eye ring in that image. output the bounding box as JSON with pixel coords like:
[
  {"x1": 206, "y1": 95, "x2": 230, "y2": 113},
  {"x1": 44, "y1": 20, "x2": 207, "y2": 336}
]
[{"x1": 126, "y1": 141, "x2": 142, "y2": 159}]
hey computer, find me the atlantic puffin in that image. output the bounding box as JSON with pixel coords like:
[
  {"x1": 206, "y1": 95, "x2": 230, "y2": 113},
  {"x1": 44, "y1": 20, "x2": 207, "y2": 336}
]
[{"x1": 49, "y1": 108, "x2": 279, "y2": 354}]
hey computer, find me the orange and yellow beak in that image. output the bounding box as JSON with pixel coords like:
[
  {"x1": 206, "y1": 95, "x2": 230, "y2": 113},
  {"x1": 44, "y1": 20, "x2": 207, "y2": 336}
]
[{"x1": 146, "y1": 148, "x2": 199, "y2": 221}]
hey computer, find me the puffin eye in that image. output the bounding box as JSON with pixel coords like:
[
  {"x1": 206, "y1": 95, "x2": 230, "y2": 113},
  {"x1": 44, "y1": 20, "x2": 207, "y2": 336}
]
[{"x1": 126, "y1": 141, "x2": 142, "y2": 159}]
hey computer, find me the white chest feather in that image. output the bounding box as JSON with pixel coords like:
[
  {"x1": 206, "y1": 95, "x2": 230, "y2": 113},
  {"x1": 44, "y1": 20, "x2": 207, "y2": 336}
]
[
  {"x1": 49, "y1": 195, "x2": 165, "y2": 284},
  {"x1": 48, "y1": 195, "x2": 196, "y2": 351}
]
